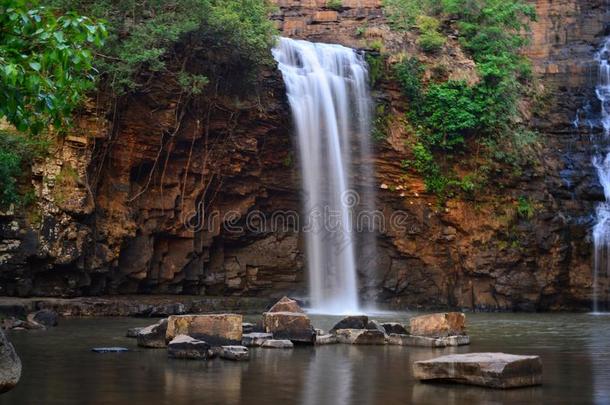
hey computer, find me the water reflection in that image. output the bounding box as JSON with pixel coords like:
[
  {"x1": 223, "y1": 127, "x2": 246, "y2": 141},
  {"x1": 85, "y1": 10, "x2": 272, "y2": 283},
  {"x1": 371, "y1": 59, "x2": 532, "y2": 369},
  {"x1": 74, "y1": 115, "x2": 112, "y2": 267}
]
[{"x1": 1, "y1": 314, "x2": 610, "y2": 404}]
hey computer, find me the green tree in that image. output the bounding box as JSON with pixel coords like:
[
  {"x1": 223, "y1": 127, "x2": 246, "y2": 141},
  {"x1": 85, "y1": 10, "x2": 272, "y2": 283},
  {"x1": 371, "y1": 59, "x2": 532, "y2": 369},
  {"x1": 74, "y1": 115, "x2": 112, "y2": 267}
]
[{"x1": 0, "y1": 0, "x2": 106, "y2": 207}]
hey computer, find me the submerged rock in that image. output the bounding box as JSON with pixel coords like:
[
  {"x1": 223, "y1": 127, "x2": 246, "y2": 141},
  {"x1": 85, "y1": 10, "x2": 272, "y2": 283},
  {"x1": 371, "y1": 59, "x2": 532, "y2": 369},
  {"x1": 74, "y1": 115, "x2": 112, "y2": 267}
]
[
  {"x1": 167, "y1": 335, "x2": 211, "y2": 360},
  {"x1": 409, "y1": 313, "x2": 466, "y2": 338},
  {"x1": 242, "y1": 332, "x2": 273, "y2": 347},
  {"x1": 261, "y1": 339, "x2": 294, "y2": 349},
  {"x1": 137, "y1": 319, "x2": 168, "y2": 348},
  {"x1": 166, "y1": 314, "x2": 243, "y2": 346},
  {"x1": 220, "y1": 346, "x2": 249, "y2": 361},
  {"x1": 329, "y1": 316, "x2": 368, "y2": 332},
  {"x1": 381, "y1": 323, "x2": 408, "y2": 335},
  {"x1": 91, "y1": 347, "x2": 129, "y2": 353},
  {"x1": 242, "y1": 323, "x2": 255, "y2": 334},
  {"x1": 413, "y1": 352, "x2": 543, "y2": 388},
  {"x1": 268, "y1": 296, "x2": 305, "y2": 313},
  {"x1": 0, "y1": 329, "x2": 21, "y2": 393},
  {"x1": 315, "y1": 334, "x2": 339, "y2": 345},
  {"x1": 335, "y1": 329, "x2": 386, "y2": 345},
  {"x1": 263, "y1": 312, "x2": 315, "y2": 344}
]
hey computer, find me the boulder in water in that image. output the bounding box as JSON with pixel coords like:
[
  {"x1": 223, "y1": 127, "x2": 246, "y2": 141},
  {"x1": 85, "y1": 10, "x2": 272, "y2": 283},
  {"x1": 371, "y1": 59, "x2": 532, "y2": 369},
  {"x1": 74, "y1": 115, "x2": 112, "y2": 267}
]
[
  {"x1": 413, "y1": 353, "x2": 542, "y2": 388},
  {"x1": 329, "y1": 316, "x2": 368, "y2": 332},
  {"x1": 0, "y1": 329, "x2": 21, "y2": 393},
  {"x1": 366, "y1": 320, "x2": 388, "y2": 336},
  {"x1": 261, "y1": 339, "x2": 294, "y2": 349},
  {"x1": 268, "y1": 296, "x2": 305, "y2": 313},
  {"x1": 263, "y1": 312, "x2": 315, "y2": 344},
  {"x1": 242, "y1": 323, "x2": 255, "y2": 334},
  {"x1": 137, "y1": 319, "x2": 168, "y2": 348},
  {"x1": 27, "y1": 309, "x2": 59, "y2": 328},
  {"x1": 166, "y1": 314, "x2": 242, "y2": 346},
  {"x1": 409, "y1": 313, "x2": 466, "y2": 338},
  {"x1": 335, "y1": 329, "x2": 386, "y2": 345},
  {"x1": 167, "y1": 335, "x2": 211, "y2": 360},
  {"x1": 242, "y1": 332, "x2": 273, "y2": 347},
  {"x1": 220, "y1": 346, "x2": 249, "y2": 361}
]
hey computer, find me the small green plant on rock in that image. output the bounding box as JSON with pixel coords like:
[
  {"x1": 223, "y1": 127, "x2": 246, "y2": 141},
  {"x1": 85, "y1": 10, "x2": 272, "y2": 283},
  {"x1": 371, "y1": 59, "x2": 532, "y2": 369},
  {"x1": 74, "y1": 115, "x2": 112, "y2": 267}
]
[
  {"x1": 416, "y1": 15, "x2": 445, "y2": 53},
  {"x1": 327, "y1": 0, "x2": 343, "y2": 11}
]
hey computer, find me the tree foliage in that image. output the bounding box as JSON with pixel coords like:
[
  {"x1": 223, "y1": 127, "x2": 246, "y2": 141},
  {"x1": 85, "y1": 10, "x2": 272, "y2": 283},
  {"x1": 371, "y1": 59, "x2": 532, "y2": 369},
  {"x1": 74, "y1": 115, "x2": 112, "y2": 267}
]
[
  {"x1": 0, "y1": 0, "x2": 105, "y2": 207},
  {"x1": 46, "y1": 0, "x2": 278, "y2": 95},
  {"x1": 0, "y1": 0, "x2": 106, "y2": 133}
]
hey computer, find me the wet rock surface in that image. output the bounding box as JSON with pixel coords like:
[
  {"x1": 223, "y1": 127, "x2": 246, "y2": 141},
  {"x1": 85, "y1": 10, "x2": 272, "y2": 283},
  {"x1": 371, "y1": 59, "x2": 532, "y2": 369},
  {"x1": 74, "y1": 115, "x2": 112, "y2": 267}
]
[
  {"x1": 27, "y1": 309, "x2": 59, "y2": 328},
  {"x1": 220, "y1": 346, "x2": 249, "y2": 361},
  {"x1": 0, "y1": 329, "x2": 21, "y2": 393},
  {"x1": 137, "y1": 319, "x2": 168, "y2": 348},
  {"x1": 261, "y1": 339, "x2": 294, "y2": 349},
  {"x1": 335, "y1": 329, "x2": 386, "y2": 345},
  {"x1": 329, "y1": 316, "x2": 369, "y2": 332},
  {"x1": 167, "y1": 335, "x2": 211, "y2": 360},
  {"x1": 166, "y1": 314, "x2": 243, "y2": 346},
  {"x1": 413, "y1": 353, "x2": 543, "y2": 389},
  {"x1": 267, "y1": 296, "x2": 305, "y2": 313},
  {"x1": 263, "y1": 311, "x2": 316, "y2": 344},
  {"x1": 409, "y1": 313, "x2": 466, "y2": 338},
  {"x1": 381, "y1": 322, "x2": 408, "y2": 335},
  {"x1": 242, "y1": 333, "x2": 273, "y2": 347},
  {"x1": 388, "y1": 334, "x2": 470, "y2": 348}
]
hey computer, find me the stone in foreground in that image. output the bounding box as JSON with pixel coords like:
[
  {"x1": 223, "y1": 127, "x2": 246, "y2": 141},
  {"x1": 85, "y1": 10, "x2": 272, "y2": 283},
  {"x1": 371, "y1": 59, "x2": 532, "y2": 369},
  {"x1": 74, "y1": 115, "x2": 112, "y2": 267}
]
[
  {"x1": 329, "y1": 315, "x2": 368, "y2": 332},
  {"x1": 137, "y1": 319, "x2": 168, "y2": 348},
  {"x1": 261, "y1": 339, "x2": 294, "y2": 349},
  {"x1": 268, "y1": 296, "x2": 305, "y2": 313},
  {"x1": 409, "y1": 313, "x2": 466, "y2": 338},
  {"x1": 335, "y1": 329, "x2": 386, "y2": 345},
  {"x1": 167, "y1": 335, "x2": 211, "y2": 359},
  {"x1": 388, "y1": 334, "x2": 470, "y2": 347},
  {"x1": 92, "y1": 347, "x2": 129, "y2": 353},
  {"x1": 263, "y1": 311, "x2": 315, "y2": 344},
  {"x1": 413, "y1": 353, "x2": 542, "y2": 389},
  {"x1": 0, "y1": 329, "x2": 21, "y2": 393},
  {"x1": 242, "y1": 332, "x2": 273, "y2": 347},
  {"x1": 220, "y1": 346, "x2": 249, "y2": 361},
  {"x1": 166, "y1": 314, "x2": 242, "y2": 346}
]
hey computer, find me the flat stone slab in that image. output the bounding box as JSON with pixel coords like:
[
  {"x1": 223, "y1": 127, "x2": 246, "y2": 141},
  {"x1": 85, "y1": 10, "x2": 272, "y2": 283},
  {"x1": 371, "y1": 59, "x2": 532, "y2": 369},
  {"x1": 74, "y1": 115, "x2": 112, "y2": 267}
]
[
  {"x1": 220, "y1": 346, "x2": 249, "y2": 361},
  {"x1": 315, "y1": 334, "x2": 339, "y2": 345},
  {"x1": 388, "y1": 334, "x2": 470, "y2": 347},
  {"x1": 242, "y1": 333, "x2": 273, "y2": 347},
  {"x1": 91, "y1": 347, "x2": 129, "y2": 353},
  {"x1": 261, "y1": 339, "x2": 294, "y2": 349},
  {"x1": 413, "y1": 353, "x2": 543, "y2": 389}
]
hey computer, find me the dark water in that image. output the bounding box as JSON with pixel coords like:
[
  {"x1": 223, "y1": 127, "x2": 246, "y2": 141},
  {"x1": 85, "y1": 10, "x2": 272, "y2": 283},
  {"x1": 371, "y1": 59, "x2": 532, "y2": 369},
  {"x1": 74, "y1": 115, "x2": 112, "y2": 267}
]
[{"x1": 2, "y1": 312, "x2": 610, "y2": 405}]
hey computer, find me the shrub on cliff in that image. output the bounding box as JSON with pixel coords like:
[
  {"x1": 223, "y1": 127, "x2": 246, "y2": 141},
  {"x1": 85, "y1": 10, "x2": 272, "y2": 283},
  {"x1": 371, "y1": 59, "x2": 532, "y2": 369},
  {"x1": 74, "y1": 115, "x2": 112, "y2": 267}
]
[{"x1": 45, "y1": 0, "x2": 278, "y2": 95}]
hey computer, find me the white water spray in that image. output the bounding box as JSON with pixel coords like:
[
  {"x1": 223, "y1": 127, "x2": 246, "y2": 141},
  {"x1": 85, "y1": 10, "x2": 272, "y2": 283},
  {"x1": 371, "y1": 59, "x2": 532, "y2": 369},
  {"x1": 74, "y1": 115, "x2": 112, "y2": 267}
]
[{"x1": 272, "y1": 37, "x2": 374, "y2": 314}]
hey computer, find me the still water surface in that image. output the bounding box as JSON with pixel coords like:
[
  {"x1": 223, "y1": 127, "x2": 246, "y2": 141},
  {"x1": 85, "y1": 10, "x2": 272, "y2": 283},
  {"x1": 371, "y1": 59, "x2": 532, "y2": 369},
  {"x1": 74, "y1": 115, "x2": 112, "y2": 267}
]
[{"x1": 1, "y1": 313, "x2": 609, "y2": 405}]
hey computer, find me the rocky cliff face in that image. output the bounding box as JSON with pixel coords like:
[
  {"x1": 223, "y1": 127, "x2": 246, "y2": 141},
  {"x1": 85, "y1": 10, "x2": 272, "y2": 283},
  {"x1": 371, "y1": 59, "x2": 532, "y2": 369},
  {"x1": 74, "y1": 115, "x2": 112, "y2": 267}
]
[{"x1": 0, "y1": 0, "x2": 607, "y2": 310}]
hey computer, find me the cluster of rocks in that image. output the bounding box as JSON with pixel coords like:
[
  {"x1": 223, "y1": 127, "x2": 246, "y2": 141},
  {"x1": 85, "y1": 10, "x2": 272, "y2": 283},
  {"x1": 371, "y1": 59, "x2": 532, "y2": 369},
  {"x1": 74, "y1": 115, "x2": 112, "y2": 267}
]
[
  {"x1": 124, "y1": 297, "x2": 542, "y2": 388},
  {"x1": 1, "y1": 309, "x2": 59, "y2": 331}
]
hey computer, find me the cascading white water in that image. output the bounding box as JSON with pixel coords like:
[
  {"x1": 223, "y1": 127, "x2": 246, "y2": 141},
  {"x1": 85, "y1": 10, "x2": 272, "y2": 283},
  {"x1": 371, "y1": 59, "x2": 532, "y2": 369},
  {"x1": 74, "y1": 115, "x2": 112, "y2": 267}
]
[
  {"x1": 272, "y1": 37, "x2": 374, "y2": 314},
  {"x1": 592, "y1": 37, "x2": 610, "y2": 312}
]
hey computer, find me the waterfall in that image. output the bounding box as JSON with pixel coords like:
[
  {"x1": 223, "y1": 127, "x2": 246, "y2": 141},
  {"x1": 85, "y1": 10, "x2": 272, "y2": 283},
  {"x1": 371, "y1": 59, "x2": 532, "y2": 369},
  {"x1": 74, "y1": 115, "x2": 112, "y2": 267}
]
[
  {"x1": 272, "y1": 37, "x2": 375, "y2": 314},
  {"x1": 592, "y1": 38, "x2": 610, "y2": 312}
]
